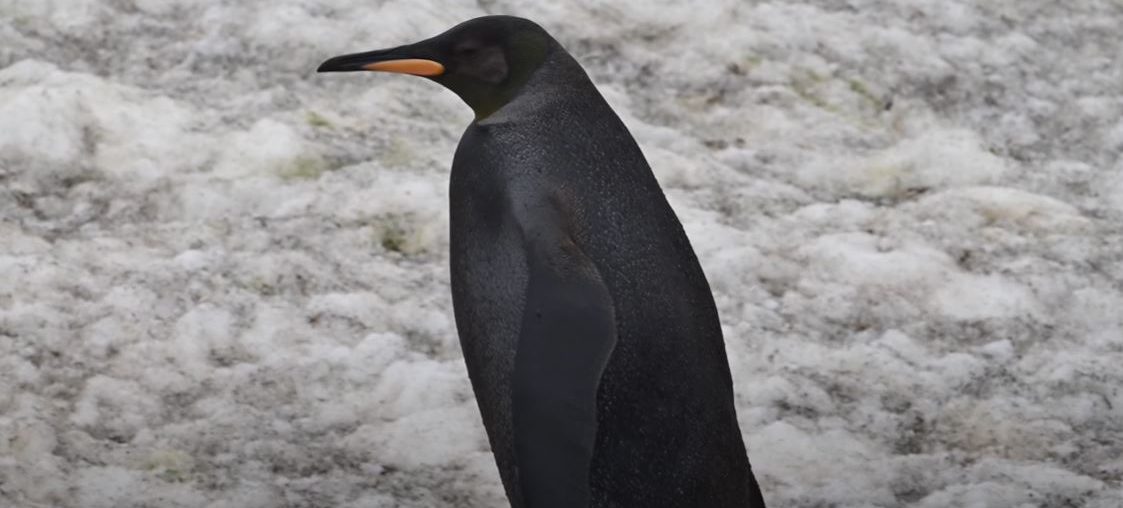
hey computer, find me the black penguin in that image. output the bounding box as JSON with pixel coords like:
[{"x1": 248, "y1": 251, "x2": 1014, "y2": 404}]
[{"x1": 318, "y1": 16, "x2": 766, "y2": 508}]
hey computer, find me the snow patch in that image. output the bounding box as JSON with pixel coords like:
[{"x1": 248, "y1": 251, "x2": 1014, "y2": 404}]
[{"x1": 804, "y1": 127, "x2": 1007, "y2": 198}]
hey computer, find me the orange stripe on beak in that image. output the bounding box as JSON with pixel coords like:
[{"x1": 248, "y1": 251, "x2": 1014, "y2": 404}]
[{"x1": 363, "y1": 59, "x2": 445, "y2": 76}]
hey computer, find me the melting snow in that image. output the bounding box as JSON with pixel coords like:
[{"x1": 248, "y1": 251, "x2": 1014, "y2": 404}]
[{"x1": 1, "y1": 0, "x2": 1121, "y2": 506}]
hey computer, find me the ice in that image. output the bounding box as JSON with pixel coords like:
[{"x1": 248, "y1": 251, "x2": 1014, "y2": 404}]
[{"x1": 2, "y1": 0, "x2": 1122, "y2": 507}]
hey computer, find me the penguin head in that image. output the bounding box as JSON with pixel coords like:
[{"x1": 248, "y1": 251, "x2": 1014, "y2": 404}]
[{"x1": 317, "y1": 16, "x2": 553, "y2": 119}]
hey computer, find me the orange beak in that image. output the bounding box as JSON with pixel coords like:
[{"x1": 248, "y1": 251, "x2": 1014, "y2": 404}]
[
  {"x1": 362, "y1": 59, "x2": 445, "y2": 76},
  {"x1": 318, "y1": 47, "x2": 446, "y2": 77}
]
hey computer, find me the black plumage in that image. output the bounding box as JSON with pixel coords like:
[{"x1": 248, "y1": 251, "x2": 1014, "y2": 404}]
[{"x1": 319, "y1": 16, "x2": 766, "y2": 508}]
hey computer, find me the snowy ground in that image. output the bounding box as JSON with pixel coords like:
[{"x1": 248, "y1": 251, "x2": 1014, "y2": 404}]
[{"x1": 2, "y1": 0, "x2": 1122, "y2": 506}]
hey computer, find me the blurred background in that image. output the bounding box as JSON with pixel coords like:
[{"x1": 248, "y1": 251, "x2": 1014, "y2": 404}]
[{"x1": 1, "y1": 1, "x2": 1121, "y2": 506}]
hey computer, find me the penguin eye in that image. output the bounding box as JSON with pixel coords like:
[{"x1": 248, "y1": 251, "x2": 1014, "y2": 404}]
[
  {"x1": 453, "y1": 44, "x2": 508, "y2": 84},
  {"x1": 455, "y1": 45, "x2": 480, "y2": 58}
]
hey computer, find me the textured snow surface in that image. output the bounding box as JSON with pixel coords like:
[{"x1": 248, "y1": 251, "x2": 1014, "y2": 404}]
[{"x1": 2, "y1": 1, "x2": 1122, "y2": 507}]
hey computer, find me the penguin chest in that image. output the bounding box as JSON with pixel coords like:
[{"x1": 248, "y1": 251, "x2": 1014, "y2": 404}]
[
  {"x1": 449, "y1": 196, "x2": 528, "y2": 375},
  {"x1": 448, "y1": 127, "x2": 530, "y2": 378},
  {"x1": 448, "y1": 174, "x2": 529, "y2": 494}
]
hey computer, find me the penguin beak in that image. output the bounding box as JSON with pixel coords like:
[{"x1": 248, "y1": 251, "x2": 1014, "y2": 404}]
[{"x1": 317, "y1": 47, "x2": 445, "y2": 76}]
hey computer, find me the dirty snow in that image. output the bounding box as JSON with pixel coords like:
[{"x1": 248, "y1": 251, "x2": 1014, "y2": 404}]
[{"x1": 2, "y1": 1, "x2": 1122, "y2": 507}]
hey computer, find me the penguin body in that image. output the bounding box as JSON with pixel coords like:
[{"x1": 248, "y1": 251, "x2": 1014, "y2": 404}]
[{"x1": 319, "y1": 16, "x2": 765, "y2": 508}]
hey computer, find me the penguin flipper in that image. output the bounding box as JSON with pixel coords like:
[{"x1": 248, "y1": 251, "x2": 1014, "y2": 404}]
[{"x1": 510, "y1": 191, "x2": 617, "y2": 508}]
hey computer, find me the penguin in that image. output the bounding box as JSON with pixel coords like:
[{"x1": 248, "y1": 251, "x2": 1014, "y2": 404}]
[{"x1": 318, "y1": 16, "x2": 766, "y2": 508}]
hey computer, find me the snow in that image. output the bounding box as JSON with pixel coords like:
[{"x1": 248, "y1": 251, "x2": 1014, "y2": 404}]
[{"x1": 2, "y1": 0, "x2": 1122, "y2": 507}]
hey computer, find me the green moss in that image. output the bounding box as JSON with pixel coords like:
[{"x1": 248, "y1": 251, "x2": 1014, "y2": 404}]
[
  {"x1": 380, "y1": 225, "x2": 409, "y2": 253},
  {"x1": 847, "y1": 78, "x2": 881, "y2": 107},
  {"x1": 381, "y1": 138, "x2": 415, "y2": 168},
  {"x1": 856, "y1": 164, "x2": 905, "y2": 197},
  {"x1": 790, "y1": 70, "x2": 835, "y2": 112},
  {"x1": 727, "y1": 55, "x2": 763, "y2": 75},
  {"x1": 157, "y1": 468, "x2": 189, "y2": 483},
  {"x1": 143, "y1": 449, "x2": 194, "y2": 483},
  {"x1": 247, "y1": 278, "x2": 276, "y2": 296},
  {"x1": 305, "y1": 111, "x2": 333, "y2": 129},
  {"x1": 278, "y1": 156, "x2": 329, "y2": 180},
  {"x1": 374, "y1": 215, "x2": 431, "y2": 255},
  {"x1": 791, "y1": 82, "x2": 832, "y2": 111}
]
